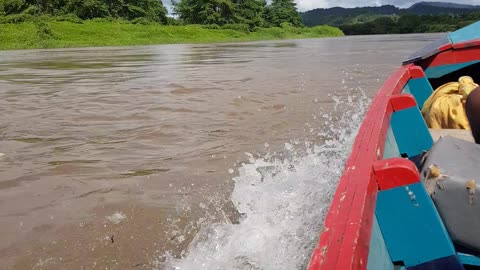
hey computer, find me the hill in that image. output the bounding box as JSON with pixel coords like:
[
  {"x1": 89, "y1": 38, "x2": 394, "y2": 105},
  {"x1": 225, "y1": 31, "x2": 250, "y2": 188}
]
[
  {"x1": 407, "y1": 2, "x2": 480, "y2": 15},
  {"x1": 301, "y1": 5, "x2": 399, "y2": 26},
  {"x1": 410, "y1": 2, "x2": 480, "y2": 9},
  {"x1": 301, "y1": 1, "x2": 480, "y2": 27}
]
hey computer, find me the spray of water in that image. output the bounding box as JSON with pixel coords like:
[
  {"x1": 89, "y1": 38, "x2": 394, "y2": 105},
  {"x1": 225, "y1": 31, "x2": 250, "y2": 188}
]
[{"x1": 159, "y1": 83, "x2": 370, "y2": 270}]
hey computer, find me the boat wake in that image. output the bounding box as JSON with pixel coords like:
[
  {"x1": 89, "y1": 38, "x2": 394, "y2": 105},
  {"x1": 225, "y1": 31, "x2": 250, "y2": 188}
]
[{"x1": 159, "y1": 84, "x2": 370, "y2": 270}]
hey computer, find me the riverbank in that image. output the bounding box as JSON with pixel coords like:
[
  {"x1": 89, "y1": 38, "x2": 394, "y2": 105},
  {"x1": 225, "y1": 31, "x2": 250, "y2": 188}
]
[{"x1": 0, "y1": 21, "x2": 343, "y2": 50}]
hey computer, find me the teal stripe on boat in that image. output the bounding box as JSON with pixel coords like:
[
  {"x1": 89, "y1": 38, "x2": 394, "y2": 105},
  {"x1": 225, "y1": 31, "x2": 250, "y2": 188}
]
[
  {"x1": 425, "y1": 61, "x2": 480, "y2": 78},
  {"x1": 367, "y1": 215, "x2": 394, "y2": 270}
]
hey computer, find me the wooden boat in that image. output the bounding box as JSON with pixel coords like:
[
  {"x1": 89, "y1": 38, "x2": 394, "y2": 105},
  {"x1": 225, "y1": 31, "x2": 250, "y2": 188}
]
[{"x1": 307, "y1": 21, "x2": 480, "y2": 270}]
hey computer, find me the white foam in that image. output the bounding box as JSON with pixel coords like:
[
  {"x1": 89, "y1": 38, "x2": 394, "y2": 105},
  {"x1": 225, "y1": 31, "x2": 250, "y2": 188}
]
[
  {"x1": 106, "y1": 211, "x2": 127, "y2": 225},
  {"x1": 161, "y1": 88, "x2": 369, "y2": 270}
]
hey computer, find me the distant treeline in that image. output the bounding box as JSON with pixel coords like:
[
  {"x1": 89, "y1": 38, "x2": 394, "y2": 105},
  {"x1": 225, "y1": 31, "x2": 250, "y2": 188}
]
[
  {"x1": 0, "y1": 0, "x2": 169, "y2": 23},
  {"x1": 301, "y1": 3, "x2": 480, "y2": 28},
  {"x1": 340, "y1": 13, "x2": 480, "y2": 35},
  {"x1": 0, "y1": 0, "x2": 304, "y2": 30}
]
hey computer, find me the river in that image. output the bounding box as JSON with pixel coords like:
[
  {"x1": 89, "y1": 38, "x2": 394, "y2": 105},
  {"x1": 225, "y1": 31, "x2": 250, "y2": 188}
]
[{"x1": 0, "y1": 33, "x2": 442, "y2": 270}]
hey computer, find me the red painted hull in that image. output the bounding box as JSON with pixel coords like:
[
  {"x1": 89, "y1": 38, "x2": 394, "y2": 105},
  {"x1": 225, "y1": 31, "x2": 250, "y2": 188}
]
[{"x1": 307, "y1": 33, "x2": 480, "y2": 270}]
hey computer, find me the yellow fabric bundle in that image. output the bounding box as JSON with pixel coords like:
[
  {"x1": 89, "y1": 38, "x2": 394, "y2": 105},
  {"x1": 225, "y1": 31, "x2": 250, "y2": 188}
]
[{"x1": 421, "y1": 76, "x2": 478, "y2": 130}]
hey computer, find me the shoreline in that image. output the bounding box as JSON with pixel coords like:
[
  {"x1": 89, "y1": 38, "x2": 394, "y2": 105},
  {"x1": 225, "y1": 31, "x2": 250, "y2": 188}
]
[{"x1": 0, "y1": 21, "x2": 344, "y2": 51}]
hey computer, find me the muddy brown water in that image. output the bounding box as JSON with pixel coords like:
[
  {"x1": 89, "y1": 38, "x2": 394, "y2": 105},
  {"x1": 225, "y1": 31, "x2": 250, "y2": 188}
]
[{"x1": 0, "y1": 34, "x2": 442, "y2": 269}]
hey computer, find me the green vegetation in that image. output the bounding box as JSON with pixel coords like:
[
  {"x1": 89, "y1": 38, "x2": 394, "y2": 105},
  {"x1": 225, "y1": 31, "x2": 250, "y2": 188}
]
[
  {"x1": 300, "y1": 2, "x2": 480, "y2": 35},
  {"x1": 301, "y1": 5, "x2": 399, "y2": 27},
  {"x1": 173, "y1": 0, "x2": 302, "y2": 29},
  {"x1": 0, "y1": 20, "x2": 343, "y2": 50},
  {"x1": 340, "y1": 13, "x2": 480, "y2": 35},
  {"x1": 0, "y1": 0, "x2": 342, "y2": 50},
  {"x1": 264, "y1": 0, "x2": 303, "y2": 27},
  {"x1": 0, "y1": 0, "x2": 168, "y2": 22}
]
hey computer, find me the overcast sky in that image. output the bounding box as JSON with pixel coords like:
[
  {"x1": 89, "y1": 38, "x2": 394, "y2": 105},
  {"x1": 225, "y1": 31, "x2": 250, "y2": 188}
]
[{"x1": 162, "y1": 0, "x2": 480, "y2": 13}]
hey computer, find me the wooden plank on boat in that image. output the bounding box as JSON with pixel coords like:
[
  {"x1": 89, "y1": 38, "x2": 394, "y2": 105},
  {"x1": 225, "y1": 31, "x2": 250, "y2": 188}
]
[{"x1": 429, "y1": 129, "x2": 474, "y2": 143}]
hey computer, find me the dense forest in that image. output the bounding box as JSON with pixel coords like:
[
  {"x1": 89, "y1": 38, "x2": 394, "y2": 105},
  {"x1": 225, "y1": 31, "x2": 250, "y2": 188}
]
[
  {"x1": 301, "y1": 2, "x2": 480, "y2": 27},
  {"x1": 340, "y1": 13, "x2": 480, "y2": 35},
  {"x1": 301, "y1": 2, "x2": 480, "y2": 35},
  {"x1": 0, "y1": 0, "x2": 304, "y2": 29},
  {"x1": 1, "y1": 0, "x2": 347, "y2": 50}
]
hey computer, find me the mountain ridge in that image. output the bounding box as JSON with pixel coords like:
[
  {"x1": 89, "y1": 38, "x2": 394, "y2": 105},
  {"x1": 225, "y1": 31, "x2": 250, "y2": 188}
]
[
  {"x1": 410, "y1": 1, "x2": 480, "y2": 9},
  {"x1": 301, "y1": 1, "x2": 480, "y2": 27}
]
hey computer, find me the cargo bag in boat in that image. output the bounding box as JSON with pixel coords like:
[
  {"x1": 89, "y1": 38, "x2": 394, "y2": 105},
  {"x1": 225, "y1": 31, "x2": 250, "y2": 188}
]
[{"x1": 420, "y1": 136, "x2": 480, "y2": 254}]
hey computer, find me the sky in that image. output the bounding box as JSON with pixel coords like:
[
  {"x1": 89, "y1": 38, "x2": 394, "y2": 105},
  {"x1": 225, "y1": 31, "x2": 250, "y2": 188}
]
[{"x1": 162, "y1": 0, "x2": 480, "y2": 13}]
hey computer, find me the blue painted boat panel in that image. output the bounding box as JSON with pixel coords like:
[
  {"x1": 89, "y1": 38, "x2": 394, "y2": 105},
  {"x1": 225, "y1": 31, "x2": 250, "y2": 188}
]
[
  {"x1": 390, "y1": 106, "x2": 433, "y2": 158},
  {"x1": 383, "y1": 125, "x2": 400, "y2": 159},
  {"x1": 448, "y1": 21, "x2": 480, "y2": 44},
  {"x1": 404, "y1": 78, "x2": 434, "y2": 109},
  {"x1": 367, "y1": 215, "x2": 394, "y2": 270},
  {"x1": 376, "y1": 183, "x2": 457, "y2": 267},
  {"x1": 425, "y1": 61, "x2": 480, "y2": 78}
]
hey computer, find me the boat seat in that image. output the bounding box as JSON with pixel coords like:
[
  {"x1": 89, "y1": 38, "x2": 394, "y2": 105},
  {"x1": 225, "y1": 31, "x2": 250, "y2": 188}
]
[
  {"x1": 420, "y1": 136, "x2": 480, "y2": 255},
  {"x1": 429, "y1": 128, "x2": 474, "y2": 143}
]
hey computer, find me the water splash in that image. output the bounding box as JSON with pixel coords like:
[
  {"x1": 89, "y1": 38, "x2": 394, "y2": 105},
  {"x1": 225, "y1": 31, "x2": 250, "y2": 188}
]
[{"x1": 160, "y1": 85, "x2": 370, "y2": 270}]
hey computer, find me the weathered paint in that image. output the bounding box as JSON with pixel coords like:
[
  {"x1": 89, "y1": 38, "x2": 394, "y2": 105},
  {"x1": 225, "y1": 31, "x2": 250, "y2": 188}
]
[
  {"x1": 376, "y1": 183, "x2": 457, "y2": 267},
  {"x1": 367, "y1": 215, "x2": 394, "y2": 270}
]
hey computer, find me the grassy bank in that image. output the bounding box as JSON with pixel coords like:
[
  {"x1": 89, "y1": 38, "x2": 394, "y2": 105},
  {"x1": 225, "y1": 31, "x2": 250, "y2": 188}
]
[{"x1": 0, "y1": 20, "x2": 343, "y2": 50}]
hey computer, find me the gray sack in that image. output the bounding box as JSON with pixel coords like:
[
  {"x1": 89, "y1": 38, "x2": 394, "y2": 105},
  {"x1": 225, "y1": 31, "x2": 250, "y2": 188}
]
[{"x1": 420, "y1": 136, "x2": 480, "y2": 254}]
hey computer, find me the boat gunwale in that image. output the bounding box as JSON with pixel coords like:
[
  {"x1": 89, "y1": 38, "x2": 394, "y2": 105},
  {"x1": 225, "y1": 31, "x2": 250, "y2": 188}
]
[
  {"x1": 309, "y1": 23, "x2": 480, "y2": 268},
  {"x1": 308, "y1": 64, "x2": 415, "y2": 269}
]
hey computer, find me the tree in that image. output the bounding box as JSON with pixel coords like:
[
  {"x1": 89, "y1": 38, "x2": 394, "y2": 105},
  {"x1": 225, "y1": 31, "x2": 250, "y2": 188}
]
[
  {"x1": 119, "y1": 0, "x2": 168, "y2": 23},
  {"x1": 66, "y1": 0, "x2": 110, "y2": 19},
  {"x1": 29, "y1": 0, "x2": 67, "y2": 13},
  {"x1": 174, "y1": 0, "x2": 236, "y2": 25},
  {"x1": 1, "y1": 0, "x2": 168, "y2": 23},
  {"x1": 265, "y1": 0, "x2": 302, "y2": 27},
  {"x1": 232, "y1": 0, "x2": 266, "y2": 28},
  {"x1": 0, "y1": 0, "x2": 25, "y2": 15}
]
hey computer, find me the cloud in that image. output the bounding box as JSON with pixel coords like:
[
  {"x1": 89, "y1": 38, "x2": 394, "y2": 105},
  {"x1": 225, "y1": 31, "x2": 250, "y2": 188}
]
[
  {"x1": 295, "y1": 0, "x2": 329, "y2": 11},
  {"x1": 162, "y1": 0, "x2": 173, "y2": 12}
]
